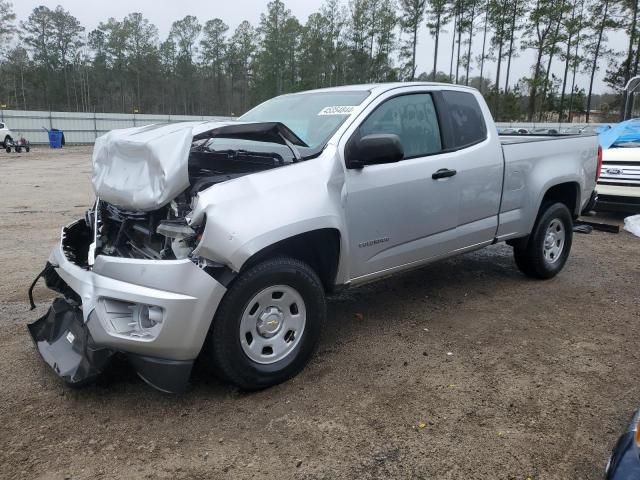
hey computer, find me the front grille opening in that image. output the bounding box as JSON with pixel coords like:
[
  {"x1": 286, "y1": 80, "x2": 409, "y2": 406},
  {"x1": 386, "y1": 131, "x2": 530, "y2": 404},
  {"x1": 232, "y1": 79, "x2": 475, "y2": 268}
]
[{"x1": 62, "y1": 220, "x2": 92, "y2": 268}]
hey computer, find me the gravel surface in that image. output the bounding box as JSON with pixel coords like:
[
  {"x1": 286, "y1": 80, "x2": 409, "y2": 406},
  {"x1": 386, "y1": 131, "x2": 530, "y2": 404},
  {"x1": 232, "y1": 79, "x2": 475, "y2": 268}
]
[{"x1": 1, "y1": 146, "x2": 639, "y2": 480}]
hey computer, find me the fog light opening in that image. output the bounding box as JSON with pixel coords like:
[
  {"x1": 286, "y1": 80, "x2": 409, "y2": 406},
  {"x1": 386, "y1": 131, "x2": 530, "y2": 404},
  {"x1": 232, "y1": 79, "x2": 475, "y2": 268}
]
[
  {"x1": 97, "y1": 298, "x2": 164, "y2": 340},
  {"x1": 139, "y1": 305, "x2": 163, "y2": 329}
]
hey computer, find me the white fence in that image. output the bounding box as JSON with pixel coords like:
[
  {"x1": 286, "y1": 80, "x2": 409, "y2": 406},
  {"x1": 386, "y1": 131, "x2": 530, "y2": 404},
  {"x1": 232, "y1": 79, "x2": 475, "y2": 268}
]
[
  {"x1": 0, "y1": 109, "x2": 609, "y2": 146},
  {"x1": 0, "y1": 110, "x2": 233, "y2": 145}
]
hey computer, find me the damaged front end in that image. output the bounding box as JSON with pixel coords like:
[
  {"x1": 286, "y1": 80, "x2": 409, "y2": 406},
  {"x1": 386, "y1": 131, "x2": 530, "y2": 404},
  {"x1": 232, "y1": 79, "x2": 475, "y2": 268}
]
[
  {"x1": 88, "y1": 121, "x2": 308, "y2": 265},
  {"x1": 28, "y1": 121, "x2": 309, "y2": 392}
]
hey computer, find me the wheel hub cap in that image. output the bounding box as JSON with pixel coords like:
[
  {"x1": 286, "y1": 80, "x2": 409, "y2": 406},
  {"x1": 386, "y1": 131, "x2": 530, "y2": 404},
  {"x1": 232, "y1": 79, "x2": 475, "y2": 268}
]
[
  {"x1": 239, "y1": 285, "x2": 307, "y2": 365},
  {"x1": 543, "y1": 218, "x2": 565, "y2": 264},
  {"x1": 256, "y1": 306, "x2": 284, "y2": 338}
]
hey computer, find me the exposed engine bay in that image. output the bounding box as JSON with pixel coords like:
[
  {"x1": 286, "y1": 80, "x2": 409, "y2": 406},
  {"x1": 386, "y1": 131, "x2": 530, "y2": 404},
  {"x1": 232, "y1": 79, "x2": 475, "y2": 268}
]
[{"x1": 70, "y1": 122, "x2": 311, "y2": 267}]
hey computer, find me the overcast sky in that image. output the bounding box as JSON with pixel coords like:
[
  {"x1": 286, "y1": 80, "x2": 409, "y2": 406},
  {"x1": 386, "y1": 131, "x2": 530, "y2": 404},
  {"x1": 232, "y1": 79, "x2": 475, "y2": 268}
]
[{"x1": 13, "y1": 0, "x2": 628, "y2": 94}]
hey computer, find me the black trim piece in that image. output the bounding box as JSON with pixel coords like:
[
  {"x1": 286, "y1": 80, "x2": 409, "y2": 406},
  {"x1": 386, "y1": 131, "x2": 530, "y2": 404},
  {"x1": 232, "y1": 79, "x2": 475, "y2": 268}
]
[
  {"x1": 597, "y1": 181, "x2": 640, "y2": 187},
  {"x1": 596, "y1": 195, "x2": 640, "y2": 212},
  {"x1": 127, "y1": 354, "x2": 193, "y2": 393},
  {"x1": 44, "y1": 264, "x2": 81, "y2": 304},
  {"x1": 431, "y1": 91, "x2": 452, "y2": 150},
  {"x1": 601, "y1": 160, "x2": 640, "y2": 165},
  {"x1": 28, "y1": 262, "x2": 57, "y2": 310},
  {"x1": 204, "y1": 265, "x2": 237, "y2": 288},
  {"x1": 581, "y1": 190, "x2": 598, "y2": 214},
  {"x1": 598, "y1": 194, "x2": 640, "y2": 204}
]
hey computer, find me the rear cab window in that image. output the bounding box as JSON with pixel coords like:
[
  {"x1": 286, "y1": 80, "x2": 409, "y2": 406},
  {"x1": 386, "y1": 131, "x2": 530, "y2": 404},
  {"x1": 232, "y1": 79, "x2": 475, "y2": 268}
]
[{"x1": 440, "y1": 91, "x2": 487, "y2": 149}]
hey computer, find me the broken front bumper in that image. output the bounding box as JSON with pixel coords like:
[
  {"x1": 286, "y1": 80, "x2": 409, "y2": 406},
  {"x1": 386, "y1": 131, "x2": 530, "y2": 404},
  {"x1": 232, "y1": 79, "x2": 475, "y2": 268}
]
[{"x1": 28, "y1": 223, "x2": 228, "y2": 392}]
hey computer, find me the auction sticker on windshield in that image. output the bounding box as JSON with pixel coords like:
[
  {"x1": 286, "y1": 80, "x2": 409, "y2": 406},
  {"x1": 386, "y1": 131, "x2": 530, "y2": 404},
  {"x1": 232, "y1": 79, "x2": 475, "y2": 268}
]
[{"x1": 318, "y1": 106, "x2": 357, "y2": 116}]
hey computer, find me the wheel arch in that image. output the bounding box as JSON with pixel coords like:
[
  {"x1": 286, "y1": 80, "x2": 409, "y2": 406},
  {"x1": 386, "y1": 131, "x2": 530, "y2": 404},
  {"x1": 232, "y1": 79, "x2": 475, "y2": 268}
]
[
  {"x1": 538, "y1": 181, "x2": 581, "y2": 218},
  {"x1": 239, "y1": 228, "x2": 342, "y2": 293},
  {"x1": 508, "y1": 181, "x2": 580, "y2": 249}
]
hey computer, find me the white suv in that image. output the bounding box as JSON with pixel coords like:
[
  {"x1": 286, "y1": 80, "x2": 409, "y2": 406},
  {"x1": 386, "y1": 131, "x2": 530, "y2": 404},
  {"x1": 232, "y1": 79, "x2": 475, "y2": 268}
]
[{"x1": 0, "y1": 122, "x2": 13, "y2": 147}]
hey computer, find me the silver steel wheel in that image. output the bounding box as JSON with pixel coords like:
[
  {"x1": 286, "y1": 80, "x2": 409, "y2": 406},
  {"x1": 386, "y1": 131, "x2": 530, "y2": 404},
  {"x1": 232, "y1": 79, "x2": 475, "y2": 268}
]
[
  {"x1": 543, "y1": 218, "x2": 565, "y2": 264},
  {"x1": 239, "y1": 285, "x2": 306, "y2": 364}
]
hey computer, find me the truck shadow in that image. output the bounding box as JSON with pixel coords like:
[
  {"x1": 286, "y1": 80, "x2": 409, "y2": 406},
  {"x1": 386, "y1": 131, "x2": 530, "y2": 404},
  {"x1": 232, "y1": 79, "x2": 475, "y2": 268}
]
[{"x1": 71, "y1": 242, "x2": 526, "y2": 399}]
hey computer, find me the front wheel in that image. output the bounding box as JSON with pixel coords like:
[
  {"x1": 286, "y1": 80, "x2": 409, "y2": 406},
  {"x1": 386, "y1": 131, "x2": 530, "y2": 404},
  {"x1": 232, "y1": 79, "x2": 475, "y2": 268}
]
[
  {"x1": 206, "y1": 256, "x2": 325, "y2": 390},
  {"x1": 513, "y1": 202, "x2": 573, "y2": 279}
]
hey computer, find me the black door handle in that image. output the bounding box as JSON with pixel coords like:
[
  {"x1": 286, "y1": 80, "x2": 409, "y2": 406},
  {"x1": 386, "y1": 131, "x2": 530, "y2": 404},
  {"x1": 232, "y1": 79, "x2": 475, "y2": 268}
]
[{"x1": 432, "y1": 168, "x2": 457, "y2": 179}]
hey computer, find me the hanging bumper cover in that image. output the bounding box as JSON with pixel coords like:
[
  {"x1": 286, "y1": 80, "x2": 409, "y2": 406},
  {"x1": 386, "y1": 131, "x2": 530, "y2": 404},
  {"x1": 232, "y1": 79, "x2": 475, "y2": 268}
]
[{"x1": 28, "y1": 297, "x2": 113, "y2": 387}]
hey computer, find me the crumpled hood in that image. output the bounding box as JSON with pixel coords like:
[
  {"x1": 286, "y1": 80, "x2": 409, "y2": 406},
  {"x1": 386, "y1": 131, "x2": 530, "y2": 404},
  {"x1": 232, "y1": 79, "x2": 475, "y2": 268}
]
[{"x1": 92, "y1": 120, "x2": 235, "y2": 211}]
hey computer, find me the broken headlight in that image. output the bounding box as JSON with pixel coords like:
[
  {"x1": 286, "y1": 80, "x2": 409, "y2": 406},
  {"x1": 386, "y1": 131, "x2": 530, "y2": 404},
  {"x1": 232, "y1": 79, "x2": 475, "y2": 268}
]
[{"x1": 156, "y1": 219, "x2": 197, "y2": 260}]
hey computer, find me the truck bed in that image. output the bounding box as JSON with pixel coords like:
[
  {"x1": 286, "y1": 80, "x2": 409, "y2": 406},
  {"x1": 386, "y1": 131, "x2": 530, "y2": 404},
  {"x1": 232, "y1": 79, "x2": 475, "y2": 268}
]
[
  {"x1": 495, "y1": 133, "x2": 599, "y2": 240},
  {"x1": 499, "y1": 134, "x2": 594, "y2": 145}
]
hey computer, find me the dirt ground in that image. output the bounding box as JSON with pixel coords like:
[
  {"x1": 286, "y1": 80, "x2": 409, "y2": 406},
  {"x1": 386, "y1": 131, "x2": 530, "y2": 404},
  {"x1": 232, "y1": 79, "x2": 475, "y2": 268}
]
[{"x1": 1, "y1": 146, "x2": 639, "y2": 480}]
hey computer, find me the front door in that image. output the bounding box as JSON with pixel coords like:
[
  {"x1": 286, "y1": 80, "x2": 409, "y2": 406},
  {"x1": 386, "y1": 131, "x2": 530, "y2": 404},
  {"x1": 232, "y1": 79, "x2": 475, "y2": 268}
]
[{"x1": 343, "y1": 92, "x2": 461, "y2": 281}]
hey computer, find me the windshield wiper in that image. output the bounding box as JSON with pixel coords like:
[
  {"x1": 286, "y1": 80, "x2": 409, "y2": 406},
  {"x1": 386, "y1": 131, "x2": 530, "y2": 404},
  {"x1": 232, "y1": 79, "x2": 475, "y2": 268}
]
[{"x1": 278, "y1": 132, "x2": 302, "y2": 161}]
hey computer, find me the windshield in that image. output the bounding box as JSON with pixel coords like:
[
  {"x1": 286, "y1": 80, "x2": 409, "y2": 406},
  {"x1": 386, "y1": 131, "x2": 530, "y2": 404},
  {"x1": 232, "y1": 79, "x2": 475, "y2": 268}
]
[{"x1": 239, "y1": 90, "x2": 371, "y2": 150}]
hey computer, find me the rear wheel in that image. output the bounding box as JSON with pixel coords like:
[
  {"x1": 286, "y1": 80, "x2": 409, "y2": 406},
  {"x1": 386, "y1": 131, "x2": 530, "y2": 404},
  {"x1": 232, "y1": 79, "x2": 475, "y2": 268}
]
[
  {"x1": 3, "y1": 136, "x2": 11, "y2": 148},
  {"x1": 513, "y1": 202, "x2": 573, "y2": 279},
  {"x1": 206, "y1": 256, "x2": 325, "y2": 390}
]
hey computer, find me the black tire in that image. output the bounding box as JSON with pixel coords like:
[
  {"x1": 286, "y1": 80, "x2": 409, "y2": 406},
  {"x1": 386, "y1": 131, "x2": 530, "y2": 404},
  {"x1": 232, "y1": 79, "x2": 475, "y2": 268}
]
[
  {"x1": 15, "y1": 146, "x2": 21, "y2": 153},
  {"x1": 206, "y1": 256, "x2": 325, "y2": 390},
  {"x1": 513, "y1": 202, "x2": 573, "y2": 279},
  {"x1": 3, "y1": 136, "x2": 11, "y2": 148}
]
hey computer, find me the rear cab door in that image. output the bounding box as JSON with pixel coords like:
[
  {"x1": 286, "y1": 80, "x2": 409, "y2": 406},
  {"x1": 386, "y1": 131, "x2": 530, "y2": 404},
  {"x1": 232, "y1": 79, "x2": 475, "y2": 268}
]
[{"x1": 438, "y1": 89, "x2": 504, "y2": 249}]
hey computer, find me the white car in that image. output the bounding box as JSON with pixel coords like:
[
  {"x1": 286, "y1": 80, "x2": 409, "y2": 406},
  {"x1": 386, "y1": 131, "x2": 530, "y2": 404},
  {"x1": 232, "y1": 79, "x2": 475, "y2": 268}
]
[
  {"x1": 597, "y1": 120, "x2": 640, "y2": 212},
  {"x1": 597, "y1": 144, "x2": 640, "y2": 211},
  {"x1": 0, "y1": 122, "x2": 14, "y2": 147}
]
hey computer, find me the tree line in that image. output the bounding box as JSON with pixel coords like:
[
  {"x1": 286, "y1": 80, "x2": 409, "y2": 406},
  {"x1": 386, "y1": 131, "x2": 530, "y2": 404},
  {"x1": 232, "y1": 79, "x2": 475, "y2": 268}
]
[{"x1": 0, "y1": 0, "x2": 638, "y2": 121}]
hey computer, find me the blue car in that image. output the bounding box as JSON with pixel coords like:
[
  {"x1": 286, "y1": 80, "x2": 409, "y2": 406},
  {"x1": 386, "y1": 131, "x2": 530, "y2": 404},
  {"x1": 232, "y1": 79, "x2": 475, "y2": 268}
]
[{"x1": 606, "y1": 410, "x2": 640, "y2": 479}]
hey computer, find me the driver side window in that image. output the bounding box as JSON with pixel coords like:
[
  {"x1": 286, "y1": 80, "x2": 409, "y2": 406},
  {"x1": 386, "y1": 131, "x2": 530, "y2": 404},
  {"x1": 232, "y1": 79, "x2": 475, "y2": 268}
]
[{"x1": 359, "y1": 93, "x2": 442, "y2": 158}]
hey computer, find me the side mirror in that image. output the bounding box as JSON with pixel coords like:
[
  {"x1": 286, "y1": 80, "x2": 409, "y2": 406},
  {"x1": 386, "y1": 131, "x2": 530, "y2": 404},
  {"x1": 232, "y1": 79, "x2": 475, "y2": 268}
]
[{"x1": 346, "y1": 133, "x2": 404, "y2": 169}]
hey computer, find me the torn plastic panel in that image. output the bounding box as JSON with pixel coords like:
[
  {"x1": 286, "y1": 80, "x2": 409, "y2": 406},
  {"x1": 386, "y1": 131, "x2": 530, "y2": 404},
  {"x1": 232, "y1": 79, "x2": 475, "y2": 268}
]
[
  {"x1": 28, "y1": 298, "x2": 114, "y2": 386},
  {"x1": 28, "y1": 296, "x2": 194, "y2": 393}
]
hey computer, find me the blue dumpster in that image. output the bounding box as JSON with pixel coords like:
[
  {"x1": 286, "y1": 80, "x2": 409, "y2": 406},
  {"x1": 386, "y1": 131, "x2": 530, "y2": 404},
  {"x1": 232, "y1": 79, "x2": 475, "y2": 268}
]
[{"x1": 48, "y1": 130, "x2": 63, "y2": 148}]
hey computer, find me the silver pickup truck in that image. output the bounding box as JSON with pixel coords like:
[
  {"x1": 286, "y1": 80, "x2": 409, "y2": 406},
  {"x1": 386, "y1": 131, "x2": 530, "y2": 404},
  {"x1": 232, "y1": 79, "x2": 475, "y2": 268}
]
[{"x1": 29, "y1": 83, "x2": 600, "y2": 393}]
